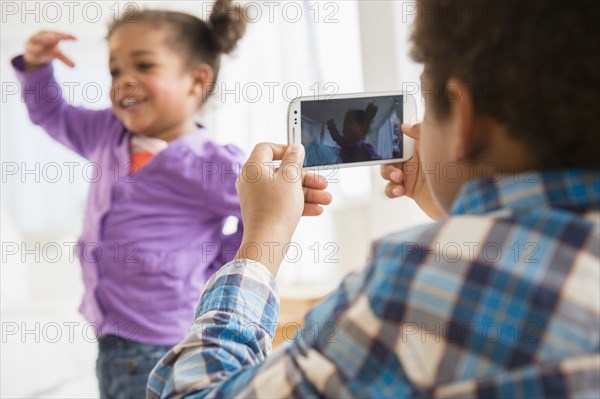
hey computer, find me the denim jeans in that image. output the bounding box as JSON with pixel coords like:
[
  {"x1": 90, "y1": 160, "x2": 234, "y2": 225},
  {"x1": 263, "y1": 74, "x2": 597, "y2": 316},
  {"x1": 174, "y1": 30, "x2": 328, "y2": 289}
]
[{"x1": 96, "y1": 335, "x2": 173, "y2": 399}]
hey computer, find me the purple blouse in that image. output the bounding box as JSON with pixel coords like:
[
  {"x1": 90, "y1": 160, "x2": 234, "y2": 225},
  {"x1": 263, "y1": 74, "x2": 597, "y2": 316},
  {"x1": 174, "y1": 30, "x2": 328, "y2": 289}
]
[{"x1": 12, "y1": 55, "x2": 244, "y2": 345}]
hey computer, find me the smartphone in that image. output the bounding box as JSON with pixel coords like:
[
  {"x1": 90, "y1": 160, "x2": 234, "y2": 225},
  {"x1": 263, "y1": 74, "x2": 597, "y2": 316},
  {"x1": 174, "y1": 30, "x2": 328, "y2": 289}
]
[{"x1": 288, "y1": 91, "x2": 416, "y2": 170}]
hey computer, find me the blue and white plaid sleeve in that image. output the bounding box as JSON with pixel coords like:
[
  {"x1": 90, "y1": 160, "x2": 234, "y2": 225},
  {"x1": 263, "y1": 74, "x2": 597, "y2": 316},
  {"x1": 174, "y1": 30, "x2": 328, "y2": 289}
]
[
  {"x1": 147, "y1": 259, "x2": 279, "y2": 397},
  {"x1": 146, "y1": 256, "x2": 377, "y2": 398}
]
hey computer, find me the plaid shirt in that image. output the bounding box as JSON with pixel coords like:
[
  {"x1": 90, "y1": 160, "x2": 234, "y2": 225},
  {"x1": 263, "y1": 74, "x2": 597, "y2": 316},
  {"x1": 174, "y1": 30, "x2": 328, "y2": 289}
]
[{"x1": 148, "y1": 169, "x2": 600, "y2": 398}]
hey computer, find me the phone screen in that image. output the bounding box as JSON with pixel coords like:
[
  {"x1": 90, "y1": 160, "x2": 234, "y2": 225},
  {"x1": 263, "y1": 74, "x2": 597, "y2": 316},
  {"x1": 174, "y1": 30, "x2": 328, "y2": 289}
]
[{"x1": 300, "y1": 94, "x2": 404, "y2": 168}]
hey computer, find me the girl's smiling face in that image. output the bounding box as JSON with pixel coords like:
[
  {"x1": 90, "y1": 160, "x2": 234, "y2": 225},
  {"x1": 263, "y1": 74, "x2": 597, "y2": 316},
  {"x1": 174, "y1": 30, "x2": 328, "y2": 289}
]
[
  {"x1": 342, "y1": 113, "x2": 365, "y2": 142},
  {"x1": 108, "y1": 22, "x2": 204, "y2": 141}
]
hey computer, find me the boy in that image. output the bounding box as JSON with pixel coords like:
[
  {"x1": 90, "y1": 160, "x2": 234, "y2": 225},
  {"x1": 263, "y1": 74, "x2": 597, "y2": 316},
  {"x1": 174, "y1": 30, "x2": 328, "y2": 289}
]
[{"x1": 149, "y1": 1, "x2": 599, "y2": 397}]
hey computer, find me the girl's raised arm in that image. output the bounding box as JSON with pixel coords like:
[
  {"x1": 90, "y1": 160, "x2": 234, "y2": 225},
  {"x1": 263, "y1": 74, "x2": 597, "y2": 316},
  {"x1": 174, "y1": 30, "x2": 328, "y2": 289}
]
[{"x1": 13, "y1": 31, "x2": 119, "y2": 160}]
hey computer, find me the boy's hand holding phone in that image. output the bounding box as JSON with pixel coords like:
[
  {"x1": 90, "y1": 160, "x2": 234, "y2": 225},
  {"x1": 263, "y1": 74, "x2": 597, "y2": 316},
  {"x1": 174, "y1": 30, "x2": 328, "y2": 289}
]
[
  {"x1": 380, "y1": 123, "x2": 446, "y2": 220},
  {"x1": 235, "y1": 143, "x2": 332, "y2": 276},
  {"x1": 24, "y1": 31, "x2": 76, "y2": 70}
]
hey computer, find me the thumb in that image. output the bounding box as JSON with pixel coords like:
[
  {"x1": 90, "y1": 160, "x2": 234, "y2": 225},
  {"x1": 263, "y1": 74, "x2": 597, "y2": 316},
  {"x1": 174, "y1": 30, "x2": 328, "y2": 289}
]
[
  {"x1": 401, "y1": 123, "x2": 420, "y2": 140},
  {"x1": 278, "y1": 144, "x2": 305, "y2": 177}
]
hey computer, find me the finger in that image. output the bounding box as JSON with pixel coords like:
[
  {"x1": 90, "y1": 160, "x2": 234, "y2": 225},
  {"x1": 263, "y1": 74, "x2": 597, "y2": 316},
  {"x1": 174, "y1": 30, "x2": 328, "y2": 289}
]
[
  {"x1": 58, "y1": 33, "x2": 77, "y2": 41},
  {"x1": 390, "y1": 169, "x2": 403, "y2": 183},
  {"x1": 303, "y1": 186, "x2": 332, "y2": 206},
  {"x1": 303, "y1": 203, "x2": 324, "y2": 217},
  {"x1": 401, "y1": 123, "x2": 421, "y2": 140},
  {"x1": 27, "y1": 36, "x2": 51, "y2": 50},
  {"x1": 33, "y1": 32, "x2": 63, "y2": 47},
  {"x1": 246, "y1": 142, "x2": 288, "y2": 165},
  {"x1": 393, "y1": 185, "x2": 406, "y2": 197},
  {"x1": 302, "y1": 172, "x2": 328, "y2": 190},
  {"x1": 39, "y1": 31, "x2": 77, "y2": 45},
  {"x1": 27, "y1": 38, "x2": 59, "y2": 58},
  {"x1": 278, "y1": 144, "x2": 305, "y2": 174},
  {"x1": 54, "y1": 50, "x2": 75, "y2": 68},
  {"x1": 384, "y1": 182, "x2": 405, "y2": 199},
  {"x1": 380, "y1": 163, "x2": 402, "y2": 181}
]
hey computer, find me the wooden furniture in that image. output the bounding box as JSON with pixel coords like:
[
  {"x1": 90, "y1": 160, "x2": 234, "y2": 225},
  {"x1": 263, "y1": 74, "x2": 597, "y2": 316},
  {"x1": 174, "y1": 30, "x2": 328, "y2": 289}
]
[{"x1": 272, "y1": 283, "x2": 337, "y2": 348}]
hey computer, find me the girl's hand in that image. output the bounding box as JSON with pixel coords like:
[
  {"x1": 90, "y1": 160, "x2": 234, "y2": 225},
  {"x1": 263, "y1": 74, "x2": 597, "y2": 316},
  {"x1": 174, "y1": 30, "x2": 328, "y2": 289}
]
[
  {"x1": 24, "y1": 31, "x2": 76, "y2": 70},
  {"x1": 235, "y1": 143, "x2": 332, "y2": 275},
  {"x1": 380, "y1": 123, "x2": 446, "y2": 220}
]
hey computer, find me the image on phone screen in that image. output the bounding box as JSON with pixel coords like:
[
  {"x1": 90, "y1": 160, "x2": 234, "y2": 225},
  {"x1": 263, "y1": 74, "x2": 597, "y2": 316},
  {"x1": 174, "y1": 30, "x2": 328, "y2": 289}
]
[{"x1": 300, "y1": 95, "x2": 404, "y2": 168}]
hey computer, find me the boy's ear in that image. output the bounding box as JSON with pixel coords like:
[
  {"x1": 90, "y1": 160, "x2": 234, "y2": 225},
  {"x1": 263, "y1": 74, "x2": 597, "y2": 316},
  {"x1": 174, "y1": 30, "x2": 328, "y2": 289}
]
[
  {"x1": 190, "y1": 64, "x2": 214, "y2": 99},
  {"x1": 446, "y1": 80, "x2": 483, "y2": 162}
]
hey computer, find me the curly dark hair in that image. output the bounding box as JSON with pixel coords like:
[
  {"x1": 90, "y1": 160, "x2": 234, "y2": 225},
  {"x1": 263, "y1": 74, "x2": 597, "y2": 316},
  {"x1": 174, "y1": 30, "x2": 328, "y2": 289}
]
[
  {"x1": 107, "y1": 0, "x2": 246, "y2": 86},
  {"x1": 410, "y1": 0, "x2": 600, "y2": 169}
]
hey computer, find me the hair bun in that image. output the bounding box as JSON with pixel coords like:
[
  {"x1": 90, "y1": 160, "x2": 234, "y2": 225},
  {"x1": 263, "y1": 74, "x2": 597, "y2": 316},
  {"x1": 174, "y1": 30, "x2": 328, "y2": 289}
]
[{"x1": 209, "y1": 0, "x2": 247, "y2": 54}]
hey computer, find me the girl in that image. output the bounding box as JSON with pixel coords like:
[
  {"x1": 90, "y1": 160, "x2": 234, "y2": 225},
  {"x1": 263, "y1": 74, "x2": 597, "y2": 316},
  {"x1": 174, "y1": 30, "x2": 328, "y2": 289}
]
[
  {"x1": 12, "y1": 1, "x2": 247, "y2": 397},
  {"x1": 326, "y1": 102, "x2": 381, "y2": 163}
]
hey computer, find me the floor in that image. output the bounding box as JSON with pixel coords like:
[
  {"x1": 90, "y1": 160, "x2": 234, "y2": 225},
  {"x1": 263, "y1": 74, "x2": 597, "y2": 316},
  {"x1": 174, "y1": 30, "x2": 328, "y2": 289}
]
[
  {"x1": 1, "y1": 229, "x2": 100, "y2": 398},
  {"x1": 1, "y1": 303, "x2": 100, "y2": 398}
]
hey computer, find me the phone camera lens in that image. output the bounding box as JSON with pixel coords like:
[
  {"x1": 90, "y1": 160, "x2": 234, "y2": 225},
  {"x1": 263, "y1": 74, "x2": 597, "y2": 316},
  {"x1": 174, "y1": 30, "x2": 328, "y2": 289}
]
[{"x1": 294, "y1": 111, "x2": 298, "y2": 114}]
